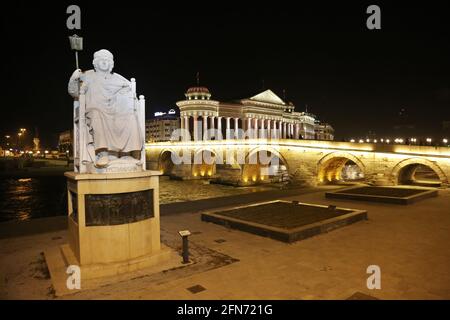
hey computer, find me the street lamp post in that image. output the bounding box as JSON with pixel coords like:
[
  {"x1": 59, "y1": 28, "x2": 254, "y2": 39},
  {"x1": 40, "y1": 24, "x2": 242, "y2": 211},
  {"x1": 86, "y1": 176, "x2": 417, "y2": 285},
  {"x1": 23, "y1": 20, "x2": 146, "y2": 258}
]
[
  {"x1": 17, "y1": 129, "x2": 26, "y2": 152},
  {"x1": 17, "y1": 132, "x2": 22, "y2": 151},
  {"x1": 4, "y1": 135, "x2": 10, "y2": 147}
]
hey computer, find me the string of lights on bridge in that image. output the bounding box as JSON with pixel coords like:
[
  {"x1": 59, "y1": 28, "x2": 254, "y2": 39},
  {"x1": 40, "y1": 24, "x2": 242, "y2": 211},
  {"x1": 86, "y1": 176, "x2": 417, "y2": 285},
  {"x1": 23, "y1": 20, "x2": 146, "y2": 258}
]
[{"x1": 348, "y1": 137, "x2": 449, "y2": 146}]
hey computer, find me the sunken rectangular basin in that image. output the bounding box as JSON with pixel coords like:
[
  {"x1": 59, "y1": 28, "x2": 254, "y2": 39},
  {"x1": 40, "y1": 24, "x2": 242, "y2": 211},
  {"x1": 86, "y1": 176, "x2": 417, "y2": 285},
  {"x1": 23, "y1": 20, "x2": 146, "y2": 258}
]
[
  {"x1": 325, "y1": 186, "x2": 438, "y2": 205},
  {"x1": 201, "y1": 200, "x2": 367, "y2": 243}
]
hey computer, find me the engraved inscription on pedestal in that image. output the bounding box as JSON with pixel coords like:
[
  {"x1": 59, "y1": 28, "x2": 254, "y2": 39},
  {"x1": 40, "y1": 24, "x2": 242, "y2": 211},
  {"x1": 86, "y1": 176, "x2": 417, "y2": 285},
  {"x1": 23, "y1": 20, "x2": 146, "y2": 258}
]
[{"x1": 85, "y1": 190, "x2": 154, "y2": 226}]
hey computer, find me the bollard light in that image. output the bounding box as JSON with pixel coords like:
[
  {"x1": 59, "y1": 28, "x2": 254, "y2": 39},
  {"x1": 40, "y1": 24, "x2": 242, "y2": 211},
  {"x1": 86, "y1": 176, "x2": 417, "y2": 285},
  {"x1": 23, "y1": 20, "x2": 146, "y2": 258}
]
[{"x1": 178, "y1": 230, "x2": 191, "y2": 264}]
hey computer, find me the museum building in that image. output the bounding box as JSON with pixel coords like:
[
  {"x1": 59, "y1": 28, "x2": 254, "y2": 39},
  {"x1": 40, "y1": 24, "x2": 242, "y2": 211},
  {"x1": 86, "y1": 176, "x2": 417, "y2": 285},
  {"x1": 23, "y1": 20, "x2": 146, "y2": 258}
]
[{"x1": 176, "y1": 86, "x2": 333, "y2": 141}]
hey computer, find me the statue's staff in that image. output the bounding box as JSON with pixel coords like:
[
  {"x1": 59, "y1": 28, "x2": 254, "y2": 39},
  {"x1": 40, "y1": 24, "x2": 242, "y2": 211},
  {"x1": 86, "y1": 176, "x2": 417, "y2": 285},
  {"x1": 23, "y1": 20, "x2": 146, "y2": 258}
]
[
  {"x1": 68, "y1": 34, "x2": 92, "y2": 170},
  {"x1": 68, "y1": 34, "x2": 84, "y2": 98},
  {"x1": 68, "y1": 34, "x2": 83, "y2": 69}
]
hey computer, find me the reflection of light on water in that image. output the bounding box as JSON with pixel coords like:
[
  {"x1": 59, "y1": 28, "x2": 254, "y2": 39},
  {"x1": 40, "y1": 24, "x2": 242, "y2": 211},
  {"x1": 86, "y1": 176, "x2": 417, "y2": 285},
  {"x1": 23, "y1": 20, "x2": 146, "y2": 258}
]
[
  {"x1": 0, "y1": 175, "x2": 286, "y2": 223},
  {"x1": 0, "y1": 177, "x2": 68, "y2": 223},
  {"x1": 16, "y1": 195, "x2": 32, "y2": 201},
  {"x1": 158, "y1": 176, "x2": 276, "y2": 204},
  {"x1": 17, "y1": 211, "x2": 31, "y2": 221},
  {"x1": 15, "y1": 179, "x2": 33, "y2": 221}
]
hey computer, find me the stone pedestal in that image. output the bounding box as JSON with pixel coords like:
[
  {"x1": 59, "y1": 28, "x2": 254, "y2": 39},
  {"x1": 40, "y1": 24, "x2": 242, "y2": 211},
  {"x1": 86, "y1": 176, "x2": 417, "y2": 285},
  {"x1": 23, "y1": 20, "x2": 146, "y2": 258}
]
[
  {"x1": 62, "y1": 170, "x2": 170, "y2": 280},
  {"x1": 45, "y1": 170, "x2": 184, "y2": 296}
]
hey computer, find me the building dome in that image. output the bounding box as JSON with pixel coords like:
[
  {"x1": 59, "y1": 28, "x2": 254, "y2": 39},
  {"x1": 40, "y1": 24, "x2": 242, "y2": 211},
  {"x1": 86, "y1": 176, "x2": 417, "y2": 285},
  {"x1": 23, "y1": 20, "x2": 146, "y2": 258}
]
[{"x1": 185, "y1": 86, "x2": 211, "y2": 100}]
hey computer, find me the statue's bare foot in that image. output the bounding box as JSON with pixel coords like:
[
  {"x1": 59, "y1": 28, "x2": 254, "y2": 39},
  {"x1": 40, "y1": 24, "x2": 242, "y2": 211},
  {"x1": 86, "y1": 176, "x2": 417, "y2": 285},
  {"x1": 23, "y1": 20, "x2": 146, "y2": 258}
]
[
  {"x1": 96, "y1": 155, "x2": 109, "y2": 167},
  {"x1": 108, "y1": 154, "x2": 118, "y2": 161},
  {"x1": 96, "y1": 151, "x2": 109, "y2": 167}
]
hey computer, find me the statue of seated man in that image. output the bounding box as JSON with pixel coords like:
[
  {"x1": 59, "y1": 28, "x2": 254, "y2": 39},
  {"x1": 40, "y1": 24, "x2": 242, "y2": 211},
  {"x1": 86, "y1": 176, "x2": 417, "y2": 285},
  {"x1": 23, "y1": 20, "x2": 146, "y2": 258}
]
[{"x1": 68, "y1": 49, "x2": 142, "y2": 168}]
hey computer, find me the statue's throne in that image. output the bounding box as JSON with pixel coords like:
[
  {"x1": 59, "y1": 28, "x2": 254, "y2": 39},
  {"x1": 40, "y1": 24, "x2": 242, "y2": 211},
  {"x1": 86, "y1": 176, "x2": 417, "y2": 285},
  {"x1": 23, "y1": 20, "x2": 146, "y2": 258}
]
[{"x1": 73, "y1": 78, "x2": 146, "y2": 173}]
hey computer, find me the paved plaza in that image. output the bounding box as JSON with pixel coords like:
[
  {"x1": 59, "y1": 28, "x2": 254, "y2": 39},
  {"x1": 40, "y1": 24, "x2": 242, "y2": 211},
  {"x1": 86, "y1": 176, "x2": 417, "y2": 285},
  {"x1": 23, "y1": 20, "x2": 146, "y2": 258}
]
[{"x1": 1, "y1": 187, "x2": 449, "y2": 299}]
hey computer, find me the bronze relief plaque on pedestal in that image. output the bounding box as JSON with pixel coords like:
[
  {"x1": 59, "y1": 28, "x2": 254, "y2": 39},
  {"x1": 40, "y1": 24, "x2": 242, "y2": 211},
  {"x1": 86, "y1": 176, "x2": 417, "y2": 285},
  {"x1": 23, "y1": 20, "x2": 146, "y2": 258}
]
[{"x1": 85, "y1": 190, "x2": 154, "y2": 226}]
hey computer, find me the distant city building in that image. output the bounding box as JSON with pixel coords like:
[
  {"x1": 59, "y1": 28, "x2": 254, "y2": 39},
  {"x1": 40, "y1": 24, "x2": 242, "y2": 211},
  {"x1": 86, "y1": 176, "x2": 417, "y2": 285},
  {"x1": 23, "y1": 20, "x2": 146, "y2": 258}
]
[
  {"x1": 176, "y1": 86, "x2": 332, "y2": 140},
  {"x1": 145, "y1": 113, "x2": 180, "y2": 142},
  {"x1": 58, "y1": 130, "x2": 73, "y2": 157},
  {"x1": 314, "y1": 122, "x2": 334, "y2": 141}
]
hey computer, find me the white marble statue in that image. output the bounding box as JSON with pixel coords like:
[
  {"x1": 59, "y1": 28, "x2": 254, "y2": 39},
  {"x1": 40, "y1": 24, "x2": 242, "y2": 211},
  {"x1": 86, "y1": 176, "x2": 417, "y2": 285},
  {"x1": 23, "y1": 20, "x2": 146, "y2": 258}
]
[{"x1": 68, "y1": 49, "x2": 144, "y2": 172}]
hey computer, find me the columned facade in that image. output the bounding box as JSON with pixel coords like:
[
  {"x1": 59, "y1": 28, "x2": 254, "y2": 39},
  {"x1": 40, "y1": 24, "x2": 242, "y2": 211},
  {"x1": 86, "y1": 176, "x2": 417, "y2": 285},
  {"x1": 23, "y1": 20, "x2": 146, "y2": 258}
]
[{"x1": 176, "y1": 87, "x2": 333, "y2": 141}]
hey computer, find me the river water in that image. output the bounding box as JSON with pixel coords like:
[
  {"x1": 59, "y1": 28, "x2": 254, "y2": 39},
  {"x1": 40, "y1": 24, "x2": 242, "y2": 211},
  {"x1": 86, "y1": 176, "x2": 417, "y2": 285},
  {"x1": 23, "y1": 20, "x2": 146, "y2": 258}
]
[{"x1": 0, "y1": 175, "x2": 278, "y2": 223}]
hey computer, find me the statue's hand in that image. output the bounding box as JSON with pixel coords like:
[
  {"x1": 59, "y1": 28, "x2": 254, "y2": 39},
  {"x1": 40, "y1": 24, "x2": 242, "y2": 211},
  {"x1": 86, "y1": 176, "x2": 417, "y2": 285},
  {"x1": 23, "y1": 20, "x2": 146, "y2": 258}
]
[
  {"x1": 70, "y1": 69, "x2": 83, "y2": 81},
  {"x1": 79, "y1": 83, "x2": 88, "y2": 94}
]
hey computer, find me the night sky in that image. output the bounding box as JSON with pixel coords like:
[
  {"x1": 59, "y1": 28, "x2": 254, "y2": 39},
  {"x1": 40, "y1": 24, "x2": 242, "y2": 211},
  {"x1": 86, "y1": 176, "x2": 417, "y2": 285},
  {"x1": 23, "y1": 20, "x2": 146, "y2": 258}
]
[{"x1": 2, "y1": 2, "x2": 450, "y2": 147}]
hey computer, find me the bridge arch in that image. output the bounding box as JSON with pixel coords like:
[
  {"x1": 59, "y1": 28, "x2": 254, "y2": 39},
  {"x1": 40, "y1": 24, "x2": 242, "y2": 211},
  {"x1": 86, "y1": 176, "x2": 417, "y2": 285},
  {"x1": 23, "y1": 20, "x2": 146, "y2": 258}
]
[
  {"x1": 317, "y1": 152, "x2": 365, "y2": 184},
  {"x1": 391, "y1": 158, "x2": 448, "y2": 186},
  {"x1": 158, "y1": 149, "x2": 178, "y2": 175},
  {"x1": 242, "y1": 146, "x2": 289, "y2": 183},
  {"x1": 192, "y1": 148, "x2": 220, "y2": 177}
]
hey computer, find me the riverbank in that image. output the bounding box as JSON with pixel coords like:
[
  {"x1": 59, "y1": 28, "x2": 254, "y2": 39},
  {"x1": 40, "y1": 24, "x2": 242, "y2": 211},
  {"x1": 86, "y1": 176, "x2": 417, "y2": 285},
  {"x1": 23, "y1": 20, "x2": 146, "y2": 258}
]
[
  {"x1": 0, "y1": 171, "x2": 315, "y2": 223},
  {"x1": 0, "y1": 158, "x2": 71, "y2": 178},
  {"x1": 0, "y1": 185, "x2": 337, "y2": 239}
]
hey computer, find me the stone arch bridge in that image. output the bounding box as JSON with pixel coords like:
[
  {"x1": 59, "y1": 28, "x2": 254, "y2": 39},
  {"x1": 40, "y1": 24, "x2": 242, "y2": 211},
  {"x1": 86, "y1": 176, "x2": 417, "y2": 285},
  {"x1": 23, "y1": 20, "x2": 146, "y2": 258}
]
[{"x1": 146, "y1": 139, "x2": 450, "y2": 187}]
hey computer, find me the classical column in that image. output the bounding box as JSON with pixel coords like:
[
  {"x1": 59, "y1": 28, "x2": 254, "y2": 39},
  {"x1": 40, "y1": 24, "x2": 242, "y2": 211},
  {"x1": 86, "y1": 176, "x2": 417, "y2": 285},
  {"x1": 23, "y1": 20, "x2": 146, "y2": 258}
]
[
  {"x1": 210, "y1": 116, "x2": 215, "y2": 130},
  {"x1": 203, "y1": 115, "x2": 208, "y2": 140},
  {"x1": 289, "y1": 123, "x2": 293, "y2": 139},
  {"x1": 184, "y1": 116, "x2": 189, "y2": 141},
  {"x1": 247, "y1": 118, "x2": 252, "y2": 139},
  {"x1": 234, "y1": 118, "x2": 239, "y2": 139},
  {"x1": 209, "y1": 116, "x2": 215, "y2": 140},
  {"x1": 226, "y1": 117, "x2": 231, "y2": 139},
  {"x1": 253, "y1": 118, "x2": 259, "y2": 139},
  {"x1": 193, "y1": 116, "x2": 198, "y2": 141},
  {"x1": 295, "y1": 123, "x2": 299, "y2": 139},
  {"x1": 267, "y1": 119, "x2": 271, "y2": 139},
  {"x1": 270, "y1": 120, "x2": 277, "y2": 139},
  {"x1": 180, "y1": 115, "x2": 184, "y2": 141},
  {"x1": 260, "y1": 119, "x2": 265, "y2": 139},
  {"x1": 275, "y1": 121, "x2": 278, "y2": 139},
  {"x1": 281, "y1": 122, "x2": 285, "y2": 139},
  {"x1": 217, "y1": 116, "x2": 222, "y2": 140}
]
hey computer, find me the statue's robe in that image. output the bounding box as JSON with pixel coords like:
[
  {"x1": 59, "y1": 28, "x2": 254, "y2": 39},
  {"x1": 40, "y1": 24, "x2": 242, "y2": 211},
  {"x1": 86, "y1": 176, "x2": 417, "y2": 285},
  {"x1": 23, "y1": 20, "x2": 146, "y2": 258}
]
[{"x1": 68, "y1": 70, "x2": 142, "y2": 153}]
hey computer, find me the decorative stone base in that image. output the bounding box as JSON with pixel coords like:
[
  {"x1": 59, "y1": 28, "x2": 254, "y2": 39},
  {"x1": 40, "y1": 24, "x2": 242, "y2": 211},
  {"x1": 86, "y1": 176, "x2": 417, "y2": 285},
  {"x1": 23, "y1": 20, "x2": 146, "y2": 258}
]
[
  {"x1": 45, "y1": 243, "x2": 182, "y2": 297},
  {"x1": 86, "y1": 156, "x2": 143, "y2": 174},
  {"x1": 325, "y1": 186, "x2": 439, "y2": 204},
  {"x1": 201, "y1": 200, "x2": 368, "y2": 243},
  {"x1": 44, "y1": 170, "x2": 179, "y2": 296}
]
